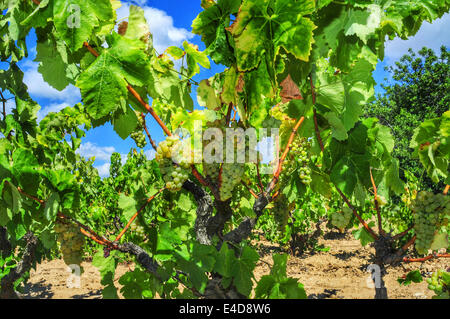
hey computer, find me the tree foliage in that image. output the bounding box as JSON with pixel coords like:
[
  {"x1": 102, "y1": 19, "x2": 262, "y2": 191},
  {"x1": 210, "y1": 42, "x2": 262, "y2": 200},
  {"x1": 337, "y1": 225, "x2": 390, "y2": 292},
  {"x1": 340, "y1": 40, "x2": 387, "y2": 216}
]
[{"x1": 365, "y1": 47, "x2": 449, "y2": 190}]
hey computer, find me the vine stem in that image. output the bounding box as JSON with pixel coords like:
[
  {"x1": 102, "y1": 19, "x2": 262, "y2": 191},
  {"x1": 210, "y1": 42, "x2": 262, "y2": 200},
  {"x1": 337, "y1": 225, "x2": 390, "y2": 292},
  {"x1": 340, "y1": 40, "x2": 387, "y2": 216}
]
[
  {"x1": 114, "y1": 187, "x2": 165, "y2": 242},
  {"x1": 335, "y1": 187, "x2": 379, "y2": 240},
  {"x1": 191, "y1": 166, "x2": 210, "y2": 188},
  {"x1": 370, "y1": 168, "x2": 385, "y2": 236},
  {"x1": 16, "y1": 187, "x2": 45, "y2": 205},
  {"x1": 225, "y1": 103, "x2": 233, "y2": 126},
  {"x1": 31, "y1": 0, "x2": 40, "y2": 5},
  {"x1": 80, "y1": 228, "x2": 109, "y2": 246},
  {"x1": 126, "y1": 85, "x2": 172, "y2": 136},
  {"x1": 313, "y1": 109, "x2": 324, "y2": 152},
  {"x1": 391, "y1": 224, "x2": 414, "y2": 240},
  {"x1": 241, "y1": 181, "x2": 258, "y2": 199},
  {"x1": 80, "y1": 42, "x2": 172, "y2": 137},
  {"x1": 266, "y1": 117, "x2": 305, "y2": 195},
  {"x1": 58, "y1": 212, "x2": 118, "y2": 249},
  {"x1": 311, "y1": 76, "x2": 325, "y2": 153},
  {"x1": 141, "y1": 113, "x2": 157, "y2": 151},
  {"x1": 256, "y1": 156, "x2": 264, "y2": 193},
  {"x1": 0, "y1": 91, "x2": 6, "y2": 119},
  {"x1": 399, "y1": 235, "x2": 416, "y2": 254},
  {"x1": 403, "y1": 253, "x2": 450, "y2": 263}
]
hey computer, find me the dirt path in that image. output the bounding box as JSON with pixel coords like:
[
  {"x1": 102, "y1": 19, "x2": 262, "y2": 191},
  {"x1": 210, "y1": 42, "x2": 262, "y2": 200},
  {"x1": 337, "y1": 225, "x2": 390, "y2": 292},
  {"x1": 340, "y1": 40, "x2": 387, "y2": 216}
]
[{"x1": 21, "y1": 230, "x2": 448, "y2": 299}]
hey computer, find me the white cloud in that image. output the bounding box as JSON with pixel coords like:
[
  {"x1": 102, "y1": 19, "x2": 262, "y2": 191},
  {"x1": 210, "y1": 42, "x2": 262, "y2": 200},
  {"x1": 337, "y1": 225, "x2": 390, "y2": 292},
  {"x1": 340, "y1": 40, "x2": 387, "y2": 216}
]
[
  {"x1": 4, "y1": 99, "x2": 15, "y2": 115},
  {"x1": 37, "y1": 102, "x2": 69, "y2": 121},
  {"x1": 95, "y1": 162, "x2": 111, "y2": 178},
  {"x1": 384, "y1": 13, "x2": 450, "y2": 62},
  {"x1": 22, "y1": 60, "x2": 81, "y2": 105},
  {"x1": 77, "y1": 142, "x2": 116, "y2": 161},
  {"x1": 144, "y1": 149, "x2": 156, "y2": 160},
  {"x1": 116, "y1": 3, "x2": 194, "y2": 54}
]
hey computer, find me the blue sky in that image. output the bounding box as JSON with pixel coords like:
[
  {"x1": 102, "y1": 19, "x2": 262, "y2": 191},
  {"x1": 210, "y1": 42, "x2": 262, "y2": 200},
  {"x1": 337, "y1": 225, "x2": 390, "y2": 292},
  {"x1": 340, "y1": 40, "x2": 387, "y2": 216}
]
[{"x1": 3, "y1": 1, "x2": 450, "y2": 177}]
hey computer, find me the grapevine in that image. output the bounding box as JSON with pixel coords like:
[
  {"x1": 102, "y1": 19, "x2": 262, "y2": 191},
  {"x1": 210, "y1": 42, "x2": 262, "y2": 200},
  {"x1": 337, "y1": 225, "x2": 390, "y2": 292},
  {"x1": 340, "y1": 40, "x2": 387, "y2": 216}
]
[{"x1": 0, "y1": 0, "x2": 448, "y2": 301}]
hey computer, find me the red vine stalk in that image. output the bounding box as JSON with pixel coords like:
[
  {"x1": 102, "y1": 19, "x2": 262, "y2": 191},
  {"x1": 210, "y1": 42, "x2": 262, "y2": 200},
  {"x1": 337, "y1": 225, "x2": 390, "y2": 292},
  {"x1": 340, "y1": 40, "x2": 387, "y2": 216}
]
[
  {"x1": 58, "y1": 212, "x2": 117, "y2": 249},
  {"x1": 80, "y1": 228, "x2": 109, "y2": 246},
  {"x1": 256, "y1": 156, "x2": 264, "y2": 193},
  {"x1": 0, "y1": 91, "x2": 6, "y2": 119},
  {"x1": 399, "y1": 235, "x2": 416, "y2": 255},
  {"x1": 80, "y1": 42, "x2": 172, "y2": 137},
  {"x1": 335, "y1": 187, "x2": 378, "y2": 240},
  {"x1": 310, "y1": 75, "x2": 325, "y2": 153},
  {"x1": 114, "y1": 188, "x2": 165, "y2": 242},
  {"x1": 141, "y1": 113, "x2": 158, "y2": 151},
  {"x1": 266, "y1": 117, "x2": 305, "y2": 195},
  {"x1": 403, "y1": 254, "x2": 450, "y2": 263},
  {"x1": 313, "y1": 109, "x2": 324, "y2": 152},
  {"x1": 232, "y1": 106, "x2": 237, "y2": 122},
  {"x1": 370, "y1": 168, "x2": 385, "y2": 236},
  {"x1": 225, "y1": 103, "x2": 233, "y2": 126},
  {"x1": 392, "y1": 225, "x2": 414, "y2": 240},
  {"x1": 126, "y1": 85, "x2": 172, "y2": 137},
  {"x1": 241, "y1": 181, "x2": 259, "y2": 199}
]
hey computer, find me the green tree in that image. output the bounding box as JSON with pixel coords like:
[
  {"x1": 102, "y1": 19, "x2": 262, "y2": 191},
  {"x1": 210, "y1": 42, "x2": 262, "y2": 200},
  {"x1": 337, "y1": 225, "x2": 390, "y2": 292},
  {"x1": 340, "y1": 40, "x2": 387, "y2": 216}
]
[{"x1": 365, "y1": 46, "x2": 449, "y2": 190}]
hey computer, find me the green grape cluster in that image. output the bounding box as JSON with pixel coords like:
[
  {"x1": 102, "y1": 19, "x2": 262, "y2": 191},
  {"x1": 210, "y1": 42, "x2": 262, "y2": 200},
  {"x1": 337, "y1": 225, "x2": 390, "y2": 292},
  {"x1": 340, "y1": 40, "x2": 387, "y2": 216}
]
[
  {"x1": 219, "y1": 162, "x2": 245, "y2": 200},
  {"x1": 270, "y1": 105, "x2": 287, "y2": 122},
  {"x1": 273, "y1": 194, "x2": 289, "y2": 230},
  {"x1": 262, "y1": 116, "x2": 281, "y2": 129},
  {"x1": 278, "y1": 135, "x2": 312, "y2": 186},
  {"x1": 130, "y1": 113, "x2": 147, "y2": 148},
  {"x1": 130, "y1": 131, "x2": 147, "y2": 148},
  {"x1": 410, "y1": 191, "x2": 450, "y2": 255},
  {"x1": 55, "y1": 220, "x2": 85, "y2": 266},
  {"x1": 331, "y1": 206, "x2": 353, "y2": 230},
  {"x1": 203, "y1": 162, "x2": 220, "y2": 181},
  {"x1": 130, "y1": 222, "x2": 146, "y2": 241},
  {"x1": 218, "y1": 131, "x2": 246, "y2": 200},
  {"x1": 156, "y1": 135, "x2": 191, "y2": 192},
  {"x1": 290, "y1": 138, "x2": 312, "y2": 185},
  {"x1": 427, "y1": 269, "x2": 449, "y2": 299}
]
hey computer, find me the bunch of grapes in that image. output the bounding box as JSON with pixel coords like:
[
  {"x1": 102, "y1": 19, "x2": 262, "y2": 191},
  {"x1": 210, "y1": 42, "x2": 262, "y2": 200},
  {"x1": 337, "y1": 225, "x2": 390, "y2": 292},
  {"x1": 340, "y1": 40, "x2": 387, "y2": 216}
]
[
  {"x1": 203, "y1": 162, "x2": 220, "y2": 181},
  {"x1": 129, "y1": 222, "x2": 146, "y2": 242},
  {"x1": 202, "y1": 134, "x2": 222, "y2": 182},
  {"x1": 54, "y1": 219, "x2": 85, "y2": 266},
  {"x1": 156, "y1": 135, "x2": 191, "y2": 192},
  {"x1": 331, "y1": 206, "x2": 353, "y2": 231},
  {"x1": 290, "y1": 138, "x2": 312, "y2": 185},
  {"x1": 262, "y1": 116, "x2": 281, "y2": 130},
  {"x1": 130, "y1": 113, "x2": 147, "y2": 148},
  {"x1": 272, "y1": 194, "x2": 290, "y2": 230},
  {"x1": 219, "y1": 162, "x2": 245, "y2": 200},
  {"x1": 218, "y1": 132, "x2": 246, "y2": 201},
  {"x1": 278, "y1": 136, "x2": 312, "y2": 187},
  {"x1": 410, "y1": 191, "x2": 450, "y2": 255},
  {"x1": 427, "y1": 269, "x2": 449, "y2": 299}
]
